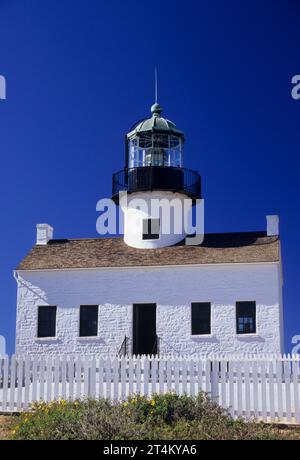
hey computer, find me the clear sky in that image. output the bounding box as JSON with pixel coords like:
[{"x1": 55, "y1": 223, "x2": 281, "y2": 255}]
[{"x1": 0, "y1": 0, "x2": 299, "y2": 354}]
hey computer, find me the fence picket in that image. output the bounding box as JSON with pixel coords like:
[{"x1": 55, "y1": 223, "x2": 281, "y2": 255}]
[
  {"x1": 24, "y1": 355, "x2": 30, "y2": 410},
  {"x1": 244, "y1": 362, "x2": 250, "y2": 419},
  {"x1": 61, "y1": 356, "x2": 67, "y2": 400},
  {"x1": 121, "y1": 357, "x2": 126, "y2": 400},
  {"x1": 205, "y1": 360, "x2": 210, "y2": 394},
  {"x1": 90, "y1": 357, "x2": 96, "y2": 399},
  {"x1": 75, "y1": 357, "x2": 82, "y2": 399},
  {"x1": 136, "y1": 357, "x2": 141, "y2": 395},
  {"x1": 46, "y1": 356, "x2": 53, "y2": 403},
  {"x1": 261, "y1": 361, "x2": 267, "y2": 421},
  {"x1": 276, "y1": 360, "x2": 283, "y2": 420},
  {"x1": 128, "y1": 357, "x2": 133, "y2": 396},
  {"x1": 197, "y1": 360, "x2": 203, "y2": 393},
  {"x1": 106, "y1": 358, "x2": 111, "y2": 399},
  {"x1": 228, "y1": 360, "x2": 234, "y2": 417},
  {"x1": 143, "y1": 357, "x2": 149, "y2": 397},
  {"x1": 166, "y1": 359, "x2": 172, "y2": 392},
  {"x1": 236, "y1": 361, "x2": 243, "y2": 418},
  {"x1": 83, "y1": 357, "x2": 89, "y2": 398},
  {"x1": 17, "y1": 356, "x2": 23, "y2": 410},
  {"x1": 97, "y1": 358, "x2": 103, "y2": 398},
  {"x1": 292, "y1": 359, "x2": 300, "y2": 423},
  {"x1": 182, "y1": 360, "x2": 187, "y2": 395},
  {"x1": 189, "y1": 360, "x2": 195, "y2": 397},
  {"x1": 113, "y1": 358, "x2": 119, "y2": 400},
  {"x1": 54, "y1": 356, "x2": 60, "y2": 401},
  {"x1": 9, "y1": 355, "x2": 16, "y2": 412},
  {"x1": 39, "y1": 356, "x2": 45, "y2": 402},
  {"x1": 68, "y1": 357, "x2": 74, "y2": 401},
  {"x1": 1, "y1": 356, "x2": 9, "y2": 412},
  {"x1": 31, "y1": 356, "x2": 38, "y2": 404},
  {"x1": 221, "y1": 360, "x2": 227, "y2": 409},
  {"x1": 151, "y1": 358, "x2": 157, "y2": 395},
  {"x1": 269, "y1": 361, "x2": 275, "y2": 421},
  {"x1": 158, "y1": 358, "x2": 164, "y2": 394},
  {"x1": 284, "y1": 359, "x2": 292, "y2": 422}
]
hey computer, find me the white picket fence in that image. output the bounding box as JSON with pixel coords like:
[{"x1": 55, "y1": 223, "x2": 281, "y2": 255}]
[{"x1": 0, "y1": 354, "x2": 300, "y2": 423}]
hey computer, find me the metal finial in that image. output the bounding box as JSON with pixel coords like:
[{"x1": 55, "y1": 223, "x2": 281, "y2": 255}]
[{"x1": 151, "y1": 67, "x2": 162, "y2": 116}]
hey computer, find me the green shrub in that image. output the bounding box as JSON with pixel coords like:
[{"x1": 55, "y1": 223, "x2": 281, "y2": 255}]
[{"x1": 10, "y1": 393, "x2": 283, "y2": 440}]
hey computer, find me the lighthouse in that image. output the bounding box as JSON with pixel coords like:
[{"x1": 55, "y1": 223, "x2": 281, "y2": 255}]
[
  {"x1": 15, "y1": 97, "x2": 283, "y2": 357},
  {"x1": 112, "y1": 102, "x2": 201, "y2": 248}
]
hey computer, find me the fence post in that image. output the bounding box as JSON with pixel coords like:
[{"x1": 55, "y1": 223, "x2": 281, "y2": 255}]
[{"x1": 211, "y1": 360, "x2": 219, "y2": 403}]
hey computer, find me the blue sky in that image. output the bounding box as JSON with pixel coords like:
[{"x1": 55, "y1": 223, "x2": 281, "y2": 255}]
[{"x1": 0, "y1": 0, "x2": 299, "y2": 354}]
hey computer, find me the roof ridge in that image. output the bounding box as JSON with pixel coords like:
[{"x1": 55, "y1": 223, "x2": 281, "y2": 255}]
[{"x1": 49, "y1": 230, "x2": 268, "y2": 243}]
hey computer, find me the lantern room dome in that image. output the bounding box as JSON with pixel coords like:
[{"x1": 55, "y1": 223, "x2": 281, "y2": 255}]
[{"x1": 127, "y1": 103, "x2": 184, "y2": 140}]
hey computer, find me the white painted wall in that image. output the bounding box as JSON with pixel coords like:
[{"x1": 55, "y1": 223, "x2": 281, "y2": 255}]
[
  {"x1": 15, "y1": 262, "x2": 284, "y2": 355},
  {"x1": 123, "y1": 191, "x2": 191, "y2": 248}
]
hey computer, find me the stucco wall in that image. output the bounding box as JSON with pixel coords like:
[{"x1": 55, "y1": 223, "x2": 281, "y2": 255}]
[{"x1": 15, "y1": 262, "x2": 283, "y2": 355}]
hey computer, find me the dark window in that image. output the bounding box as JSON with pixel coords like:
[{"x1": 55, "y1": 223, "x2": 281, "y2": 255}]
[
  {"x1": 191, "y1": 302, "x2": 211, "y2": 335},
  {"x1": 142, "y1": 218, "x2": 160, "y2": 240},
  {"x1": 80, "y1": 305, "x2": 98, "y2": 337},
  {"x1": 236, "y1": 301, "x2": 256, "y2": 334},
  {"x1": 37, "y1": 306, "x2": 56, "y2": 338}
]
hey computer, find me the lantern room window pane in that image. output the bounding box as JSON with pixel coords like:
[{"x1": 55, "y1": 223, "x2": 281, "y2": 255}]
[
  {"x1": 80, "y1": 305, "x2": 99, "y2": 337},
  {"x1": 236, "y1": 301, "x2": 256, "y2": 334},
  {"x1": 128, "y1": 134, "x2": 183, "y2": 168},
  {"x1": 37, "y1": 306, "x2": 56, "y2": 338}
]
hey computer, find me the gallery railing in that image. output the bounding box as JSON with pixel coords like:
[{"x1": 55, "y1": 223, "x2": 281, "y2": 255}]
[{"x1": 112, "y1": 166, "x2": 201, "y2": 202}]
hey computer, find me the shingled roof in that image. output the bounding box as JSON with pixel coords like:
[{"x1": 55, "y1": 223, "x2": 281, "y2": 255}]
[{"x1": 16, "y1": 232, "x2": 280, "y2": 270}]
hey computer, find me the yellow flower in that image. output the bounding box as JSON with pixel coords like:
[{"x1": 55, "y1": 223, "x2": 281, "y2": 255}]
[
  {"x1": 74, "y1": 401, "x2": 79, "y2": 406},
  {"x1": 123, "y1": 402, "x2": 128, "y2": 407},
  {"x1": 150, "y1": 399, "x2": 156, "y2": 406}
]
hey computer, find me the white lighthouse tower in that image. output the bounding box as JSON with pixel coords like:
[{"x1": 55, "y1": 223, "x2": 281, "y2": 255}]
[{"x1": 112, "y1": 102, "x2": 201, "y2": 248}]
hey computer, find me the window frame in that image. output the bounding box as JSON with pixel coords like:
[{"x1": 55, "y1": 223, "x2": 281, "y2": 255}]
[
  {"x1": 191, "y1": 302, "x2": 211, "y2": 336},
  {"x1": 236, "y1": 301, "x2": 256, "y2": 335},
  {"x1": 79, "y1": 305, "x2": 99, "y2": 338},
  {"x1": 142, "y1": 218, "x2": 160, "y2": 240},
  {"x1": 37, "y1": 305, "x2": 57, "y2": 339}
]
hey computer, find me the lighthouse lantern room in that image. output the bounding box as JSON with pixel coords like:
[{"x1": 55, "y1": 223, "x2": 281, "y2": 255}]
[{"x1": 112, "y1": 103, "x2": 201, "y2": 248}]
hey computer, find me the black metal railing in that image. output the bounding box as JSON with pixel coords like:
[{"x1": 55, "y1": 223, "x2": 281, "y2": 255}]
[
  {"x1": 112, "y1": 166, "x2": 201, "y2": 202},
  {"x1": 151, "y1": 335, "x2": 160, "y2": 356},
  {"x1": 118, "y1": 336, "x2": 129, "y2": 356}
]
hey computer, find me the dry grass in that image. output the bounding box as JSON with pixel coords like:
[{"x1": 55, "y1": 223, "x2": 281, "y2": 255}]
[{"x1": 0, "y1": 415, "x2": 14, "y2": 440}]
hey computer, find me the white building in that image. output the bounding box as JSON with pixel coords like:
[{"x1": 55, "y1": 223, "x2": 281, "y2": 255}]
[{"x1": 15, "y1": 103, "x2": 284, "y2": 355}]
